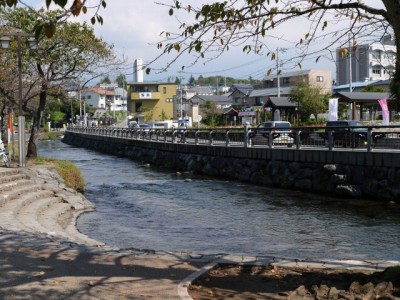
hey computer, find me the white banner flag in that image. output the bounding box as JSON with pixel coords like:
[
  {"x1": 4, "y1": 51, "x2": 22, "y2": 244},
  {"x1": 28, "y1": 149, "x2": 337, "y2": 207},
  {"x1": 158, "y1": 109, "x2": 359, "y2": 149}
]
[{"x1": 328, "y1": 98, "x2": 338, "y2": 121}]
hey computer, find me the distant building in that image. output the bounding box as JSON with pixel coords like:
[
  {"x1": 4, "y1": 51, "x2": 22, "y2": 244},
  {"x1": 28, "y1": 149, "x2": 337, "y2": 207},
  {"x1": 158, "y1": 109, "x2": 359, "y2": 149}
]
[
  {"x1": 83, "y1": 87, "x2": 118, "y2": 110},
  {"x1": 229, "y1": 84, "x2": 253, "y2": 107},
  {"x1": 128, "y1": 81, "x2": 176, "y2": 123},
  {"x1": 336, "y1": 35, "x2": 396, "y2": 86},
  {"x1": 189, "y1": 94, "x2": 231, "y2": 122},
  {"x1": 263, "y1": 69, "x2": 332, "y2": 95}
]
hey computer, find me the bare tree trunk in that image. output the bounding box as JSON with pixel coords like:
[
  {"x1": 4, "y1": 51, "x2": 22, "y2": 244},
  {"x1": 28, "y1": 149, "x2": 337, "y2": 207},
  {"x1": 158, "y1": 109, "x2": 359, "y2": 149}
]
[
  {"x1": 382, "y1": 0, "x2": 400, "y2": 107},
  {"x1": 27, "y1": 87, "x2": 46, "y2": 158}
]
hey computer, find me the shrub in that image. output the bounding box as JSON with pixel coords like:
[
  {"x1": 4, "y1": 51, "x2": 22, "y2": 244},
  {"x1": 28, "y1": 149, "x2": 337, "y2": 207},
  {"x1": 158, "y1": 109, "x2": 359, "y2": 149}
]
[{"x1": 36, "y1": 158, "x2": 86, "y2": 193}]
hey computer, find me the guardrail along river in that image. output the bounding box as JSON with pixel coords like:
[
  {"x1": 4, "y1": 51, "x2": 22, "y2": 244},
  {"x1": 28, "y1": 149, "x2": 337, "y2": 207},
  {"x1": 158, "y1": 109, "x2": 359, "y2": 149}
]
[{"x1": 39, "y1": 139, "x2": 400, "y2": 261}]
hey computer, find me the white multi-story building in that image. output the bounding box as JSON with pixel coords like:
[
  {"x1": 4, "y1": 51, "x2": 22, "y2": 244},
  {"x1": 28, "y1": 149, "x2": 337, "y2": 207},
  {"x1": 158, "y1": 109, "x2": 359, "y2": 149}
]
[
  {"x1": 83, "y1": 85, "x2": 127, "y2": 112},
  {"x1": 336, "y1": 35, "x2": 396, "y2": 86}
]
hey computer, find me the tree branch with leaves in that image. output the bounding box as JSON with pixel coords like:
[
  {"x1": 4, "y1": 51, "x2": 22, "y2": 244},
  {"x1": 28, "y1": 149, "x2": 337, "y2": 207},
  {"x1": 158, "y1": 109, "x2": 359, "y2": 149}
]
[{"x1": 152, "y1": 0, "x2": 400, "y2": 105}]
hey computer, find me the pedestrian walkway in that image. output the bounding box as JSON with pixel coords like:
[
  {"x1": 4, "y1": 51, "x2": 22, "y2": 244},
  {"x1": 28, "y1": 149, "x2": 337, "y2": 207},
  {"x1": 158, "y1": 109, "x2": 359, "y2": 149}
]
[{"x1": 0, "y1": 166, "x2": 206, "y2": 299}]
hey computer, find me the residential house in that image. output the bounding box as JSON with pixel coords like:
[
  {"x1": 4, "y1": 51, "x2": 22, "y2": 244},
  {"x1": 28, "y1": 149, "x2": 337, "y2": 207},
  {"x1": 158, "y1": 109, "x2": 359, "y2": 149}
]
[
  {"x1": 336, "y1": 35, "x2": 396, "y2": 86},
  {"x1": 189, "y1": 94, "x2": 231, "y2": 123},
  {"x1": 128, "y1": 81, "x2": 177, "y2": 123},
  {"x1": 229, "y1": 84, "x2": 253, "y2": 107},
  {"x1": 175, "y1": 85, "x2": 214, "y2": 119},
  {"x1": 82, "y1": 87, "x2": 121, "y2": 124}
]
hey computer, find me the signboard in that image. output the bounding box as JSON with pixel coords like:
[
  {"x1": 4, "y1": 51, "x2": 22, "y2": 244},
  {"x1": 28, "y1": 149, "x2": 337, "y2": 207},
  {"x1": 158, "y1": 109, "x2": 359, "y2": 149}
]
[
  {"x1": 238, "y1": 111, "x2": 256, "y2": 116},
  {"x1": 139, "y1": 92, "x2": 152, "y2": 99}
]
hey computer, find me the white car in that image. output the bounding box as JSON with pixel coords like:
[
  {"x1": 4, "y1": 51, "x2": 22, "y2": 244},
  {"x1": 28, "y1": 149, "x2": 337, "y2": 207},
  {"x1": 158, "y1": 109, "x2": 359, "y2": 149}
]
[{"x1": 252, "y1": 121, "x2": 294, "y2": 146}]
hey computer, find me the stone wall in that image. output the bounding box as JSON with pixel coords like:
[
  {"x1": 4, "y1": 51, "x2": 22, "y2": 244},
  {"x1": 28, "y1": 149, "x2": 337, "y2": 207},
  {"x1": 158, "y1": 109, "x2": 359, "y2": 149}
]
[{"x1": 63, "y1": 132, "x2": 400, "y2": 202}]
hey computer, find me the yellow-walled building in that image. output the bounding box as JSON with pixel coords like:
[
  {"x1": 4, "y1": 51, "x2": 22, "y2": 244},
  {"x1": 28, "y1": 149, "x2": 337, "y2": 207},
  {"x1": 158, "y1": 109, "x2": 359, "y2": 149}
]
[{"x1": 128, "y1": 82, "x2": 177, "y2": 123}]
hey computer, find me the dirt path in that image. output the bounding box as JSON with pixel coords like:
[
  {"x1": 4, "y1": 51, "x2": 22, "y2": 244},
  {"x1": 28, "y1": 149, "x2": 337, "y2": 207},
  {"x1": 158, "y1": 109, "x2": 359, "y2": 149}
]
[{"x1": 188, "y1": 264, "x2": 400, "y2": 300}]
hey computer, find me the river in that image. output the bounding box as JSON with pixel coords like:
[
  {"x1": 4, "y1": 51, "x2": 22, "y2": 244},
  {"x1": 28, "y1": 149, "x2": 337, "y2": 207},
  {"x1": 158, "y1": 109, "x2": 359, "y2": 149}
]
[{"x1": 38, "y1": 139, "x2": 400, "y2": 261}]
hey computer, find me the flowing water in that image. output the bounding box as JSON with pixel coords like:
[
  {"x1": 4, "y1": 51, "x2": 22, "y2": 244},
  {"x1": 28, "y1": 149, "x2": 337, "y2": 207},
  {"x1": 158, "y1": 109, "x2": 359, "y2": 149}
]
[{"x1": 38, "y1": 139, "x2": 400, "y2": 261}]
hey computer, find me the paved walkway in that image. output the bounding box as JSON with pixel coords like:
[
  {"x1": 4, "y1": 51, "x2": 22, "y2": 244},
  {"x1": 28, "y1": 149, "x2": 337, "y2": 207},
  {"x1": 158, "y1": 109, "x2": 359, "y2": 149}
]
[{"x1": 0, "y1": 166, "x2": 207, "y2": 299}]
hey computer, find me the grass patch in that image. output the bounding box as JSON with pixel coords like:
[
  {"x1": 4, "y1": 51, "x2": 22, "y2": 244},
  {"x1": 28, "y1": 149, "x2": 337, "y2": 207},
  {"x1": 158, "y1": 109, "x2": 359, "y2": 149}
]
[
  {"x1": 41, "y1": 131, "x2": 64, "y2": 140},
  {"x1": 36, "y1": 157, "x2": 86, "y2": 193}
]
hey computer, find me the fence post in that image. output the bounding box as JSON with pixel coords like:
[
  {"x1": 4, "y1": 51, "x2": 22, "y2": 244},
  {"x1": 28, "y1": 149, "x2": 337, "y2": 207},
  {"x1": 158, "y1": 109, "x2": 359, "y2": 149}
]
[
  {"x1": 195, "y1": 130, "x2": 199, "y2": 145},
  {"x1": 172, "y1": 128, "x2": 176, "y2": 144},
  {"x1": 296, "y1": 129, "x2": 301, "y2": 150},
  {"x1": 244, "y1": 123, "x2": 249, "y2": 148},
  {"x1": 209, "y1": 130, "x2": 214, "y2": 145},
  {"x1": 328, "y1": 130, "x2": 333, "y2": 151},
  {"x1": 225, "y1": 129, "x2": 230, "y2": 147},
  {"x1": 367, "y1": 128, "x2": 372, "y2": 152}
]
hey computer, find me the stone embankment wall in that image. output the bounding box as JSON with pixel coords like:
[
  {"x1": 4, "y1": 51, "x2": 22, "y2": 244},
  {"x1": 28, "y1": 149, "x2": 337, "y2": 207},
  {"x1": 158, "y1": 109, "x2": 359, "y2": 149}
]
[{"x1": 63, "y1": 132, "x2": 400, "y2": 202}]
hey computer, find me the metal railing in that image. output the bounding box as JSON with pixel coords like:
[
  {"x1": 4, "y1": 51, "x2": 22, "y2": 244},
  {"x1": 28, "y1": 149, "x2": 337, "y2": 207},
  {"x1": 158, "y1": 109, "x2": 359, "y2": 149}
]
[{"x1": 66, "y1": 124, "x2": 400, "y2": 152}]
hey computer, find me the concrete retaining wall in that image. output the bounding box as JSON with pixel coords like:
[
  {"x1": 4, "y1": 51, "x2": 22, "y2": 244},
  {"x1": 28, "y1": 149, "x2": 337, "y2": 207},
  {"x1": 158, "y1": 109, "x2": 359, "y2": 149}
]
[{"x1": 63, "y1": 131, "x2": 400, "y2": 202}]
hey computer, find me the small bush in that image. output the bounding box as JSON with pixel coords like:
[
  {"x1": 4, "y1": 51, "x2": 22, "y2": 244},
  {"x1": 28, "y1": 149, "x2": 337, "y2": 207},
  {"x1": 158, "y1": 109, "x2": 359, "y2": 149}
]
[
  {"x1": 53, "y1": 160, "x2": 86, "y2": 193},
  {"x1": 36, "y1": 158, "x2": 86, "y2": 193}
]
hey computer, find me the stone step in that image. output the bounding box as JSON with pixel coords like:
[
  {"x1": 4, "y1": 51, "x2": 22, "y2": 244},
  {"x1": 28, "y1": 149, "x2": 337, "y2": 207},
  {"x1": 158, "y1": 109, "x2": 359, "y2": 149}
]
[
  {"x1": 0, "y1": 172, "x2": 29, "y2": 186},
  {"x1": 0, "y1": 184, "x2": 45, "y2": 206},
  {"x1": 0, "y1": 178, "x2": 33, "y2": 193},
  {"x1": 37, "y1": 202, "x2": 71, "y2": 235},
  {"x1": 0, "y1": 189, "x2": 55, "y2": 230},
  {"x1": 0, "y1": 168, "x2": 22, "y2": 178},
  {"x1": 16, "y1": 196, "x2": 64, "y2": 234}
]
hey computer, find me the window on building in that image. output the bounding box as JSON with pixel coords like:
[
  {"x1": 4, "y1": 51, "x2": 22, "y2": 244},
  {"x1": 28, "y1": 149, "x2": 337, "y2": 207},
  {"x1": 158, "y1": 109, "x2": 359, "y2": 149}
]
[
  {"x1": 282, "y1": 77, "x2": 289, "y2": 84},
  {"x1": 163, "y1": 87, "x2": 167, "y2": 94},
  {"x1": 87, "y1": 95, "x2": 91, "y2": 99},
  {"x1": 316, "y1": 76, "x2": 324, "y2": 82},
  {"x1": 165, "y1": 98, "x2": 173, "y2": 103},
  {"x1": 372, "y1": 68, "x2": 381, "y2": 75}
]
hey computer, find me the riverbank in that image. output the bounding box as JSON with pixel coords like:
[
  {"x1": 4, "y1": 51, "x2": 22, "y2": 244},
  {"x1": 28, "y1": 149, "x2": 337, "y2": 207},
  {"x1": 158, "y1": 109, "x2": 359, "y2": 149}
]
[
  {"x1": 1, "y1": 165, "x2": 399, "y2": 299},
  {"x1": 0, "y1": 165, "x2": 205, "y2": 299}
]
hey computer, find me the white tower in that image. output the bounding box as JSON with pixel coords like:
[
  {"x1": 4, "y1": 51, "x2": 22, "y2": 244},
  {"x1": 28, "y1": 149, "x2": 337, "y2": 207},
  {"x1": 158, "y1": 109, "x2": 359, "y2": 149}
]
[{"x1": 134, "y1": 59, "x2": 144, "y2": 83}]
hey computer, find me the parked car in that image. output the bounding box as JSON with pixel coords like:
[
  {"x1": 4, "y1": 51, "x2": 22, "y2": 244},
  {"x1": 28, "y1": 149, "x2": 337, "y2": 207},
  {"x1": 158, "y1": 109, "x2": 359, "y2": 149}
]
[
  {"x1": 138, "y1": 124, "x2": 151, "y2": 132},
  {"x1": 128, "y1": 121, "x2": 138, "y2": 129},
  {"x1": 250, "y1": 121, "x2": 294, "y2": 146},
  {"x1": 325, "y1": 120, "x2": 368, "y2": 148}
]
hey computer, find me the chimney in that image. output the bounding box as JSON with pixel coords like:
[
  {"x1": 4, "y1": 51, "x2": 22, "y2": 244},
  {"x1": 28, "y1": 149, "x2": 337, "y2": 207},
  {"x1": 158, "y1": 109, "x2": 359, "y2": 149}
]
[{"x1": 134, "y1": 59, "x2": 143, "y2": 83}]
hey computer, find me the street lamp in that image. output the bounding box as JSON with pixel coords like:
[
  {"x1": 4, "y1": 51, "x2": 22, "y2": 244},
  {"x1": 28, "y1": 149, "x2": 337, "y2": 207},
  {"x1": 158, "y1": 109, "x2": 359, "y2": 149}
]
[{"x1": 0, "y1": 33, "x2": 37, "y2": 168}]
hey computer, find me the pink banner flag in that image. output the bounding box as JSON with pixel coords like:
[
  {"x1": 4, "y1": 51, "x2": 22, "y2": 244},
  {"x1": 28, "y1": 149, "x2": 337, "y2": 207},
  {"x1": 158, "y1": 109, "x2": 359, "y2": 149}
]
[{"x1": 378, "y1": 98, "x2": 389, "y2": 126}]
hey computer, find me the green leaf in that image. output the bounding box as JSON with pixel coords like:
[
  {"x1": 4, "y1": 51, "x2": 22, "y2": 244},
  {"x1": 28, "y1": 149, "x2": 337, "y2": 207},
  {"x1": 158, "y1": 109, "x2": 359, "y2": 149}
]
[
  {"x1": 146, "y1": 67, "x2": 151, "y2": 75},
  {"x1": 169, "y1": 8, "x2": 174, "y2": 16},
  {"x1": 34, "y1": 23, "x2": 44, "y2": 40},
  {"x1": 46, "y1": 0, "x2": 52, "y2": 8},
  {"x1": 102, "y1": 0, "x2": 106, "y2": 8},
  {"x1": 54, "y1": 0, "x2": 68, "y2": 8},
  {"x1": 91, "y1": 16, "x2": 96, "y2": 25},
  {"x1": 297, "y1": 63, "x2": 302, "y2": 69}
]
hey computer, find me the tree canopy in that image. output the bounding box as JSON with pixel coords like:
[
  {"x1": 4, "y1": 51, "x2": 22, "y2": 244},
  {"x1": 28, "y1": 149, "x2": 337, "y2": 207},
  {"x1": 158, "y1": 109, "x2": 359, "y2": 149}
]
[
  {"x1": 289, "y1": 83, "x2": 330, "y2": 122},
  {"x1": 0, "y1": 0, "x2": 106, "y2": 38},
  {"x1": 155, "y1": 0, "x2": 400, "y2": 105},
  {"x1": 0, "y1": 7, "x2": 117, "y2": 157}
]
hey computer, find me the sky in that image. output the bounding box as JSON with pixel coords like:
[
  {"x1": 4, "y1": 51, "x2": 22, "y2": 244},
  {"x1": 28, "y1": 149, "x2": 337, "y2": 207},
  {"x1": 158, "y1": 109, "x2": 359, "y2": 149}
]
[{"x1": 30, "y1": 0, "x2": 387, "y2": 84}]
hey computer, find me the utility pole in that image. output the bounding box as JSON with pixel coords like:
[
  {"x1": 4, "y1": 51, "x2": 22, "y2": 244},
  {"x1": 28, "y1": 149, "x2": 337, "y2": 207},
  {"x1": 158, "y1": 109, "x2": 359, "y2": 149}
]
[
  {"x1": 348, "y1": 34, "x2": 353, "y2": 93},
  {"x1": 276, "y1": 48, "x2": 286, "y2": 97},
  {"x1": 179, "y1": 70, "x2": 183, "y2": 121}
]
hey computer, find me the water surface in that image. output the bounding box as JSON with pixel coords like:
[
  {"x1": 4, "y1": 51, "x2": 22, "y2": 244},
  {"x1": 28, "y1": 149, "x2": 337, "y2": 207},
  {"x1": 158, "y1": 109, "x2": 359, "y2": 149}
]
[{"x1": 38, "y1": 139, "x2": 400, "y2": 261}]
